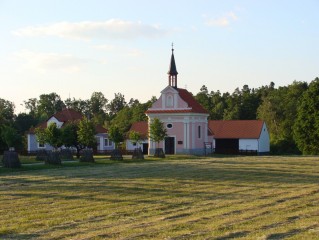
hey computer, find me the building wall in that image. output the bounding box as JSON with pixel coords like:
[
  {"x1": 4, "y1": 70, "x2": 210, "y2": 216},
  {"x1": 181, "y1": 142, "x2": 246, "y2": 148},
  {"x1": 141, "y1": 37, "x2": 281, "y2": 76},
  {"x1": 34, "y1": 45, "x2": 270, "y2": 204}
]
[
  {"x1": 239, "y1": 139, "x2": 259, "y2": 151},
  {"x1": 258, "y1": 122, "x2": 270, "y2": 153},
  {"x1": 47, "y1": 117, "x2": 63, "y2": 128},
  {"x1": 147, "y1": 113, "x2": 209, "y2": 155},
  {"x1": 126, "y1": 140, "x2": 148, "y2": 151},
  {"x1": 27, "y1": 134, "x2": 53, "y2": 152}
]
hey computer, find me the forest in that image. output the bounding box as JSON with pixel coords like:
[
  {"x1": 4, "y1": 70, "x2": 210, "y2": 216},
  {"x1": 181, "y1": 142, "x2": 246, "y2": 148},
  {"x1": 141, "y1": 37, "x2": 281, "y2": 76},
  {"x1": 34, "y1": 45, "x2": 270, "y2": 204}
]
[{"x1": 0, "y1": 77, "x2": 318, "y2": 155}]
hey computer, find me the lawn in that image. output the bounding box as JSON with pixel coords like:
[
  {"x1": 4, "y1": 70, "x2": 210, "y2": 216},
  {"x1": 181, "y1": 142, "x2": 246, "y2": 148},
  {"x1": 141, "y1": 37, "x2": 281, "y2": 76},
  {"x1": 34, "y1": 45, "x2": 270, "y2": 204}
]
[{"x1": 0, "y1": 155, "x2": 318, "y2": 239}]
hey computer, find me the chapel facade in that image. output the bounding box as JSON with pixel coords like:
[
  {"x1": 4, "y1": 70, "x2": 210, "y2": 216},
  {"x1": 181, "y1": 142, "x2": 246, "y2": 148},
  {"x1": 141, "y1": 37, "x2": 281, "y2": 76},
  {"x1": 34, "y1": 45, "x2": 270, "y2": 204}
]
[{"x1": 145, "y1": 47, "x2": 212, "y2": 155}]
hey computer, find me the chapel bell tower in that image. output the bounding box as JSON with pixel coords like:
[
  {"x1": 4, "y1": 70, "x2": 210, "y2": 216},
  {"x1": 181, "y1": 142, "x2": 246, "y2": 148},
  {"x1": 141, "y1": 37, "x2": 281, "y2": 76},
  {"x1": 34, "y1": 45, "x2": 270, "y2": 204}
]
[{"x1": 168, "y1": 44, "x2": 178, "y2": 88}]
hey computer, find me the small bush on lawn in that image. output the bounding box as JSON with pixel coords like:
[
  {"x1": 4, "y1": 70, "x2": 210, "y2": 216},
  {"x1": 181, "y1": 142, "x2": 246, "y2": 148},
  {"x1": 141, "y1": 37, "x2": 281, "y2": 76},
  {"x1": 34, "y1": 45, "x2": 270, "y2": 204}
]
[
  {"x1": 45, "y1": 150, "x2": 61, "y2": 165},
  {"x1": 80, "y1": 149, "x2": 94, "y2": 163},
  {"x1": 2, "y1": 151, "x2": 21, "y2": 168}
]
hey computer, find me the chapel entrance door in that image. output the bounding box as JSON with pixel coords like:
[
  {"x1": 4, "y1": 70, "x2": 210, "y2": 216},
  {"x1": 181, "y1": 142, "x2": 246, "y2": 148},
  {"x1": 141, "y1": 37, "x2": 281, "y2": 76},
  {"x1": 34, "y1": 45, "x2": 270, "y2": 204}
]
[{"x1": 164, "y1": 137, "x2": 175, "y2": 154}]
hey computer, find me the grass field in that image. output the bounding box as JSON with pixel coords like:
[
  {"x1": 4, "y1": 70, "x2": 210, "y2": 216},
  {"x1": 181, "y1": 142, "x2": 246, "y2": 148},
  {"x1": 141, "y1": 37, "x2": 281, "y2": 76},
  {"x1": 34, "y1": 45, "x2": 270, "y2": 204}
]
[{"x1": 0, "y1": 155, "x2": 318, "y2": 239}]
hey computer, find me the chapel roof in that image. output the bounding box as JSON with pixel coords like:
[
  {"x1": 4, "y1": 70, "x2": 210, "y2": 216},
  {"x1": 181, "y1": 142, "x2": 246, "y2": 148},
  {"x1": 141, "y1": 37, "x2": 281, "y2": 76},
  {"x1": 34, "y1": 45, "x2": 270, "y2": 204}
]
[{"x1": 145, "y1": 88, "x2": 208, "y2": 114}]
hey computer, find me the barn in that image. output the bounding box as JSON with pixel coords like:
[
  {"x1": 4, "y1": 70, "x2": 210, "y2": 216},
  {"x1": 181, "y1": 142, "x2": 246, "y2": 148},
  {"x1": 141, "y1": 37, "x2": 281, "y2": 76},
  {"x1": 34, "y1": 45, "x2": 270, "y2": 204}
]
[{"x1": 208, "y1": 120, "x2": 270, "y2": 154}]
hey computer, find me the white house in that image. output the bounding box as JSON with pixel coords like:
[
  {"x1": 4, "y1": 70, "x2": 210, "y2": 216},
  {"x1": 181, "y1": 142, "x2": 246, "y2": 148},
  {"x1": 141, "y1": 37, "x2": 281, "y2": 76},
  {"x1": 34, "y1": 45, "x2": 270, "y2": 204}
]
[{"x1": 27, "y1": 108, "x2": 115, "y2": 152}]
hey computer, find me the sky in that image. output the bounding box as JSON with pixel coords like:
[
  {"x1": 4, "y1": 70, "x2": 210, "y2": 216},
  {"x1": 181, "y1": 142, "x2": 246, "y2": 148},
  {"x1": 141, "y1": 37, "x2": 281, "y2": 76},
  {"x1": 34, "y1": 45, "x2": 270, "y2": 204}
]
[{"x1": 0, "y1": 0, "x2": 318, "y2": 113}]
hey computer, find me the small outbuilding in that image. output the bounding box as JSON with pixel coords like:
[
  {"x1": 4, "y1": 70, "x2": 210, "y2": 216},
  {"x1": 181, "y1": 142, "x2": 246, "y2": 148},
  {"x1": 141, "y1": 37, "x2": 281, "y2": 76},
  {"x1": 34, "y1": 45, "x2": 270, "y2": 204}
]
[{"x1": 208, "y1": 120, "x2": 270, "y2": 154}]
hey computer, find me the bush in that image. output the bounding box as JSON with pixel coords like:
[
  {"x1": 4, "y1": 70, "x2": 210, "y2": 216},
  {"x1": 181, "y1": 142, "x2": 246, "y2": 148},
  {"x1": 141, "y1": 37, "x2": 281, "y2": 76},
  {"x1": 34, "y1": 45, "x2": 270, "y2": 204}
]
[
  {"x1": 80, "y1": 149, "x2": 94, "y2": 162},
  {"x1": 154, "y1": 148, "x2": 165, "y2": 158},
  {"x1": 60, "y1": 148, "x2": 74, "y2": 160},
  {"x1": 270, "y1": 140, "x2": 301, "y2": 155},
  {"x1": 132, "y1": 147, "x2": 144, "y2": 160},
  {"x1": 45, "y1": 150, "x2": 61, "y2": 165},
  {"x1": 110, "y1": 149, "x2": 123, "y2": 160},
  {"x1": 36, "y1": 150, "x2": 48, "y2": 161},
  {"x1": 2, "y1": 151, "x2": 21, "y2": 168}
]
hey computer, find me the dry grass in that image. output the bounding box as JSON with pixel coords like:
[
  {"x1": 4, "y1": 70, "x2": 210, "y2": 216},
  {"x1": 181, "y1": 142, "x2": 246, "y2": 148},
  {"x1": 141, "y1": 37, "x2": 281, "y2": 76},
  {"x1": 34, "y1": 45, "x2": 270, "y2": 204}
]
[{"x1": 0, "y1": 155, "x2": 319, "y2": 239}]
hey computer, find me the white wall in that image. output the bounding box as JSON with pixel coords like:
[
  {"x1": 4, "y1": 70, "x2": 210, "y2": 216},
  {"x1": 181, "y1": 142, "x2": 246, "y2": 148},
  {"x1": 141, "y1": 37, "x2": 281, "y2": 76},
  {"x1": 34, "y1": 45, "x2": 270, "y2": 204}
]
[
  {"x1": 47, "y1": 117, "x2": 63, "y2": 128},
  {"x1": 258, "y1": 122, "x2": 270, "y2": 152},
  {"x1": 239, "y1": 139, "x2": 258, "y2": 151},
  {"x1": 126, "y1": 140, "x2": 148, "y2": 151}
]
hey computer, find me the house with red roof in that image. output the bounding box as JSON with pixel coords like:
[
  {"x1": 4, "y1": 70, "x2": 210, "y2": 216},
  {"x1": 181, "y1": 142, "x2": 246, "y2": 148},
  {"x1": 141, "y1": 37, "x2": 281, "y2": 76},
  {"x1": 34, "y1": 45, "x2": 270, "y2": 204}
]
[
  {"x1": 208, "y1": 120, "x2": 269, "y2": 154},
  {"x1": 27, "y1": 108, "x2": 114, "y2": 152},
  {"x1": 127, "y1": 47, "x2": 270, "y2": 155}
]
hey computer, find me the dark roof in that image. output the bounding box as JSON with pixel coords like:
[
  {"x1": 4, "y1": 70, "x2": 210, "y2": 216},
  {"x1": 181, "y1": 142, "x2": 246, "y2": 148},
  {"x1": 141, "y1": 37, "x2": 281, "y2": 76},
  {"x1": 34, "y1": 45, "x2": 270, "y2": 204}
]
[
  {"x1": 146, "y1": 88, "x2": 208, "y2": 114},
  {"x1": 27, "y1": 108, "x2": 108, "y2": 134},
  {"x1": 208, "y1": 120, "x2": 264, "y2": 139},
  {"x1": 52, "y1": 108, "x2": 83, "y2": 122},
  {"x1": 95, "y1": 124, "x2": 107, "y2": 134},
  {"x1": 167, "y1": 49, "x2": 178, "y2": 75},
  {"x1": 129, "y1": 121, "x2": 148, "y2": 139}
]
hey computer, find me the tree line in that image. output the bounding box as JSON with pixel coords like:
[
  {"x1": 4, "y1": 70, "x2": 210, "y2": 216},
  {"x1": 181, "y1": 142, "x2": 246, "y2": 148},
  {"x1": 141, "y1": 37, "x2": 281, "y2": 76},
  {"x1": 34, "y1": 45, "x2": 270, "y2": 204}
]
[
  {"x1": 0, "y1": 77, "x2": 318, "y2": 154},
  {"x1": 194, "y1": 77, "x2": 319, "y2": 155}
]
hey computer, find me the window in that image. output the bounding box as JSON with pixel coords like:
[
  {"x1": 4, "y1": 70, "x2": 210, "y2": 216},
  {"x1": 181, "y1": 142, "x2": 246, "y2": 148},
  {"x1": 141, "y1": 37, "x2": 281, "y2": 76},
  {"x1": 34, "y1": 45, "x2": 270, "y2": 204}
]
[
  {"x1": 104, "y1": 138, "x2": 113, "y2": 147},
  {"x1": 167, "y1": 123, "x2": 173, "y2": 129},
  {"x1": 166, "y1": 95, "x2": 173, "y2": 107},
  {"x1": 198, "y1": 126, "x2": 201, "y2": 138},
  {"x1": 38, "y1": 142, "x2": 45, "y2": 148}
]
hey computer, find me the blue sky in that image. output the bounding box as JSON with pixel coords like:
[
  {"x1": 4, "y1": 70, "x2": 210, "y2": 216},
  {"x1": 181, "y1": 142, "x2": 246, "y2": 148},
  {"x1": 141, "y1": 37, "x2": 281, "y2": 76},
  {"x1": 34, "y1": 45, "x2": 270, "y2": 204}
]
[{"x1": 1, "y1": 0, "x2": 318, "y2": 113}]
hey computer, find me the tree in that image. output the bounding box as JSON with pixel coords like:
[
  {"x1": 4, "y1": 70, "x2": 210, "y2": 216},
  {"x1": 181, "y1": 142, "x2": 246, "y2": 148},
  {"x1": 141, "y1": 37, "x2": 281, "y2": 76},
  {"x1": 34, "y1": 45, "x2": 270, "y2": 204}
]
[
  {"x1": 35, "y1": 123, "x2": 63, "y2": 150},
  {"x1": 149, "y1": 118, "x2": 167, "y2": 157},
  {"x1": 108, "y1": 125, "x2": 124, "y2": 160},
  {"x1": 108, "y1": 125, "x2": 124, "y2": 149},
  {"x1": 129, "y1": 130, "x2": 143, "y2": 146},
  {"x1": 258, "y1": 81, "x2": 307, "y2": 154},
  {"x1": 77, "y1": 117, "x2": 97, "y2": 149},
  {"x1": 108, "y1": 93, "x2": 127, "y2": 119},
  {"x1": 89, "y1": 92, "x2": 108, "y2": 125},
  {"x1": 1, "y1": 125, "x2": 21, "y2": 150},
  {"x1": 293, "y1": 78, "x2": 319, "y2": 154},
  {"x1": 0, "y1": 98, "x2": 15, "y2": 125},
  {"x1": 14, "y1": 113, "x2": 38, "y2": 135},
  {"x1": 37, "y1": 93, "x2": 65, "y2": 119},
  {"x1": 61, "y1": 122, "x2": 84, "y2": 158}
]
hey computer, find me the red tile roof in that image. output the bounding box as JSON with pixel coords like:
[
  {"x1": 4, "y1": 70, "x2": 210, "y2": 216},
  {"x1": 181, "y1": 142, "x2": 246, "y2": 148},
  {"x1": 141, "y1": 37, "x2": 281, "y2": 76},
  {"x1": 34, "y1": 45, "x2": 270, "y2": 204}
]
[
  {"x1": 52, "y1": 108, "x2": 83, "y2": 122},
  {"x1": 27, "y1": 108, "x2": 108, "y2": 134},
  {"x1": 146, "y1": 88, "x2": 208, "y2": 114},
  {"x1": 129, "y1": 121, "x2": 148, "y2": 139},
  {"x1": 208, "y1": 120, "x2": 264, "y2": 139},
  {"x1": 95, "y1": 124, "x2": 107, "y2": 134}
]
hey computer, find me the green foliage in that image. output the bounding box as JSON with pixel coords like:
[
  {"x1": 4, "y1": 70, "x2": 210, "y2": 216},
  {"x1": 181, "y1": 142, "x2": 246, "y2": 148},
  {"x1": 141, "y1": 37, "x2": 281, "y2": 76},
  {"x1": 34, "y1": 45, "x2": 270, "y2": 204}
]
[
  {"x1": 129, "y1": 130, "x2": 143, "y2": 145},
  {"x1": 258, "y1": 81, "x2": 308, "y2": 154},
  {"x1": 0, "y1": 98, "x2": 15, "y2": 125},
  {"x1": 46, "y1": 123, "x2": 63, "y2": 149},
  {"x1": 37, "y1": 93, "x2": 65, "y2": 119},
  {"x1": 14, "y1": 113, "x2": 38, "y2": 135},
  {"x1": 108, "y1": 93, "x2": 127, "y2": 119},
  {"x1": 149, "y1": 118, "x2": 167, "y2": 146},
  {"x1": 0, "y1": 125, "x2": 21, "y2": 150},
  {"x1": 77, "y1": 118, "x2": 97, "y2": 148},
  {"x1": 34, "y1": 127, "x2": 47, "y2": 147},
  {"x1": 293, "y1": 78, "x2": 319, "y2": 154},
  {"x1": 108, "y1": 125, "x2": 124, "y2": 149}
]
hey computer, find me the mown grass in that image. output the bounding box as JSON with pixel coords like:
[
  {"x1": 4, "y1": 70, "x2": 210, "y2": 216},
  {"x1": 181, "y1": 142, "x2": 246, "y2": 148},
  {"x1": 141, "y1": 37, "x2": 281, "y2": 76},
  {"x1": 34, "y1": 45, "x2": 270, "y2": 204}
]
[{"x1": 0, "y1": 155, "x2": 318, "y2": 239}]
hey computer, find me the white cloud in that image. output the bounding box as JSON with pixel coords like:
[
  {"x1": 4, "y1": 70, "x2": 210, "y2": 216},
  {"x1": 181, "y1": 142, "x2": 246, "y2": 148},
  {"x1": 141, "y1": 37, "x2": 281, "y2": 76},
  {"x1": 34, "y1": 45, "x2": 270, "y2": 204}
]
[
  {"x1": 92, "y1": 44, "x2": 115, "y2": 51},
  {"x1": 12, "y1": 19, "x2": 168, "y2": 40},
  {"x1": 14, "y1": 50, "x2": 87, "y2": 73},
  {"x1": 205, "y1": 12, "x2": 238, "y2": 27}
]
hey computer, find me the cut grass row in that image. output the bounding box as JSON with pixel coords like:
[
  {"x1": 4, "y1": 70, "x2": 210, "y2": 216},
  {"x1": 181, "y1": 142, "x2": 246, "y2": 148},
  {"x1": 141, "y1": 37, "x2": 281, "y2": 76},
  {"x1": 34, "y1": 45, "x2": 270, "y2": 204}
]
[{"x1": 1, "y1": 155, "x2": 318, "y2": 239}]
